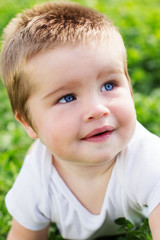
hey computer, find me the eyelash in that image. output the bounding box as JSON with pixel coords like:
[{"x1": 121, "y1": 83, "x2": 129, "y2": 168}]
[
  {"x1": 57, "y1": 81, "x2": 117, "y2": 104},
  {"x1": 57, "y1": 94, "x2": 76, "y2": 103}
]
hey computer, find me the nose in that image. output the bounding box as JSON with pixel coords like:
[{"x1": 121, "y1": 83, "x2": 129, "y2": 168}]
[{"x1": 83, "y1": 102, "x2": 110, "y2": 122}]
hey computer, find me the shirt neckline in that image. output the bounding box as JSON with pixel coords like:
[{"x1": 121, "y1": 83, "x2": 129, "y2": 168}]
[{"x1": 51, "y1": 157, "x2": 118, "y2": 221}]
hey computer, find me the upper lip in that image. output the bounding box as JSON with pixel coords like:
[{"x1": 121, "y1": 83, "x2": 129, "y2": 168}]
[{"x1": 82, "y1": 126, "x2": 114, "y2": 139}]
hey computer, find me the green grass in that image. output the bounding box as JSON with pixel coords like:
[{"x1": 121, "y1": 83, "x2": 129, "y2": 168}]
[{"x1": 0, "y1": 0, "x2": 160, "y2": 239}]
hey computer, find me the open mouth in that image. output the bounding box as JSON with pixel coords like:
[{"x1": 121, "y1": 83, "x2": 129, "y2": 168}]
[
  {"x1": 94, "y1": 131, "x2": 108, "y2": 137},
  {"x1": 82, "y1": 126, "x2": 114, "y2": 142}
]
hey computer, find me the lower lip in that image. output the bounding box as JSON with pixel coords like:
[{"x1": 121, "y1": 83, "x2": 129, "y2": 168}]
[{"x1": 82, "y1": 131, "x2": 113, "y2": 143}]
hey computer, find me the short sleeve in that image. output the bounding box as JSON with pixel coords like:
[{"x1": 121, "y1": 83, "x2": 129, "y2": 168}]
[
  {"x1": 126, "y1": 124, "x2": 160, "y2": 215},
  {"x1": 5, "y1": 153, "x2": 51, "y2": 230}
]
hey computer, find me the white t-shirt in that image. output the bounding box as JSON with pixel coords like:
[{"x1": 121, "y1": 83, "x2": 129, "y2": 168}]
[{"x1": 5, "y1": 121, "x2": 160, "y2": 240}]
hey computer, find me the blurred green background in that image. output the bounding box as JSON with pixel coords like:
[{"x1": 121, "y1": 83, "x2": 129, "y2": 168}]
[{"x1": 0, "y1": 0, "x2": 160, "y2": 239}]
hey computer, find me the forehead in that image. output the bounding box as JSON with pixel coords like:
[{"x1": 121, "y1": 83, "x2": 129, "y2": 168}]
[
  {"x1": 27, "y1": 42, "x2": 125, "y2": 78},
  {"x1": 25, "y1": 42, "x2": 128, "y2": 103},
  {"x1": 25, "y1": 42, "x2": 128, "y2": 101}
]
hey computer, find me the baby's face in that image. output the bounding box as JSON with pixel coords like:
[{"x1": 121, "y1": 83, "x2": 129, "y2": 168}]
[{"x1": 24, "y1": 42, "x2": 136, "y2": 165}]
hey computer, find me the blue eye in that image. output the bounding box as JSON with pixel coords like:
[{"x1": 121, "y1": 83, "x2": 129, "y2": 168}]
[
  {"x1": 59, "y1": 94, "x2": 75, "y2": 103},
  {"x1": 102, "y1": 82, "x2": 114, "y2": 91}
]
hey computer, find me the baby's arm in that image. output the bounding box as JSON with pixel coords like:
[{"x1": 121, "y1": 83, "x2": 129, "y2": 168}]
[
  {"x1": 149, "y1": 203, "x2": 160, "y2": 240},
  {"x1": 7, "y1": 219, "x2": 50, "y2": 240}
]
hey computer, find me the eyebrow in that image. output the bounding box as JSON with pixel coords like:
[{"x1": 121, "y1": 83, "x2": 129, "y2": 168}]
[
  {"x1": 41, "y1": 81, "x2": 80, "y2": 101},
  {"x1": 41, "y1": 68, "x2": 124, "y2": 101},
  {"x1": 97, "y1": 68, "x2": 124, "y2": 79}
]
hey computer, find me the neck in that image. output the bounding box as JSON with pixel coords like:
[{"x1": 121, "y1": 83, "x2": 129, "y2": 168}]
[
  {"x1": 52, "y1": 156, "x2": 116, "y2": 180},
  {"x1": 52, "y1": 156, "x2": 116, "y2": 215}
]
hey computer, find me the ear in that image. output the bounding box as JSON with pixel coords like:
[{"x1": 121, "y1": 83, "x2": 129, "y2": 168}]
[{"x1": 15, "y1": 113, "x2": 38, "y2": 139}]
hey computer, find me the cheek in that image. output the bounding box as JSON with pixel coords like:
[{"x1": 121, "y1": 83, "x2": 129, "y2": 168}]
[
  {"x1": 112, "y1": 97, "x2": 136, "y2": 148},
  {"x1": 41, "y1": 115, "x2": 77, "y2": 145},
  {"x1": 43, "y1": 126, "x2": 75, "y2": 161},
  {"x1": 113, "y1": 96, "x2": 136, "y2": 125}
]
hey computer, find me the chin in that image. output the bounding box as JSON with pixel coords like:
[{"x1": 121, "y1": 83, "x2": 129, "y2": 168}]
[{"x1": 87, "y1": 156, "x2": 116, "y2": 166}]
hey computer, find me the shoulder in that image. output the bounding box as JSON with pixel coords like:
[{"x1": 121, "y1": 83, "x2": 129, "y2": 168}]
[
  {"x1": 5, "y1": 139, "x2": 52, "y2": 230},
  {"x1": 124, "y1": 122, "x2": 160, "y2": 212},
  {"x1": 24, "y1": 139, "x2": 52, "y2": 185},
  {"x1": 127, "y1": 121, "x2": 160, "y2": 164},
  {"x1": 7, "y1": 139, "x2": 53, "y2": 195},
  {"x1": 131, "y1": 121, "x2": 160, "y2": 145},
  {"x1": 116, "y1": 121, "x2": 160, "y2": 176}
]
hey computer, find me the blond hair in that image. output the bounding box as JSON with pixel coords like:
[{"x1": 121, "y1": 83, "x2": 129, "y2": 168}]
[{"x1": 0, "y1": 1, "x2": 131, "y2": 125}]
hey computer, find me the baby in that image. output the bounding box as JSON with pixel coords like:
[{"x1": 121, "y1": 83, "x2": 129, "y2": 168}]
[{"x1": 1, "y1": 1, "x2": 160, "y2": 240}]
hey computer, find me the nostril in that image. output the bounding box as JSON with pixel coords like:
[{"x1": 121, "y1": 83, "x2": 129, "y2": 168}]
[
  {"x1": 87, "y1": 111, "x2": 109, "y2": 121},
  {"x1": 103, "y1": 112, "x2": 108, "y2": 117},
  {"x1": 88, "y1": 116, "x2": 94, "y2": 120},
  {"x1": 84, "y1": 106, "x2": 110, "y2": 122}
]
